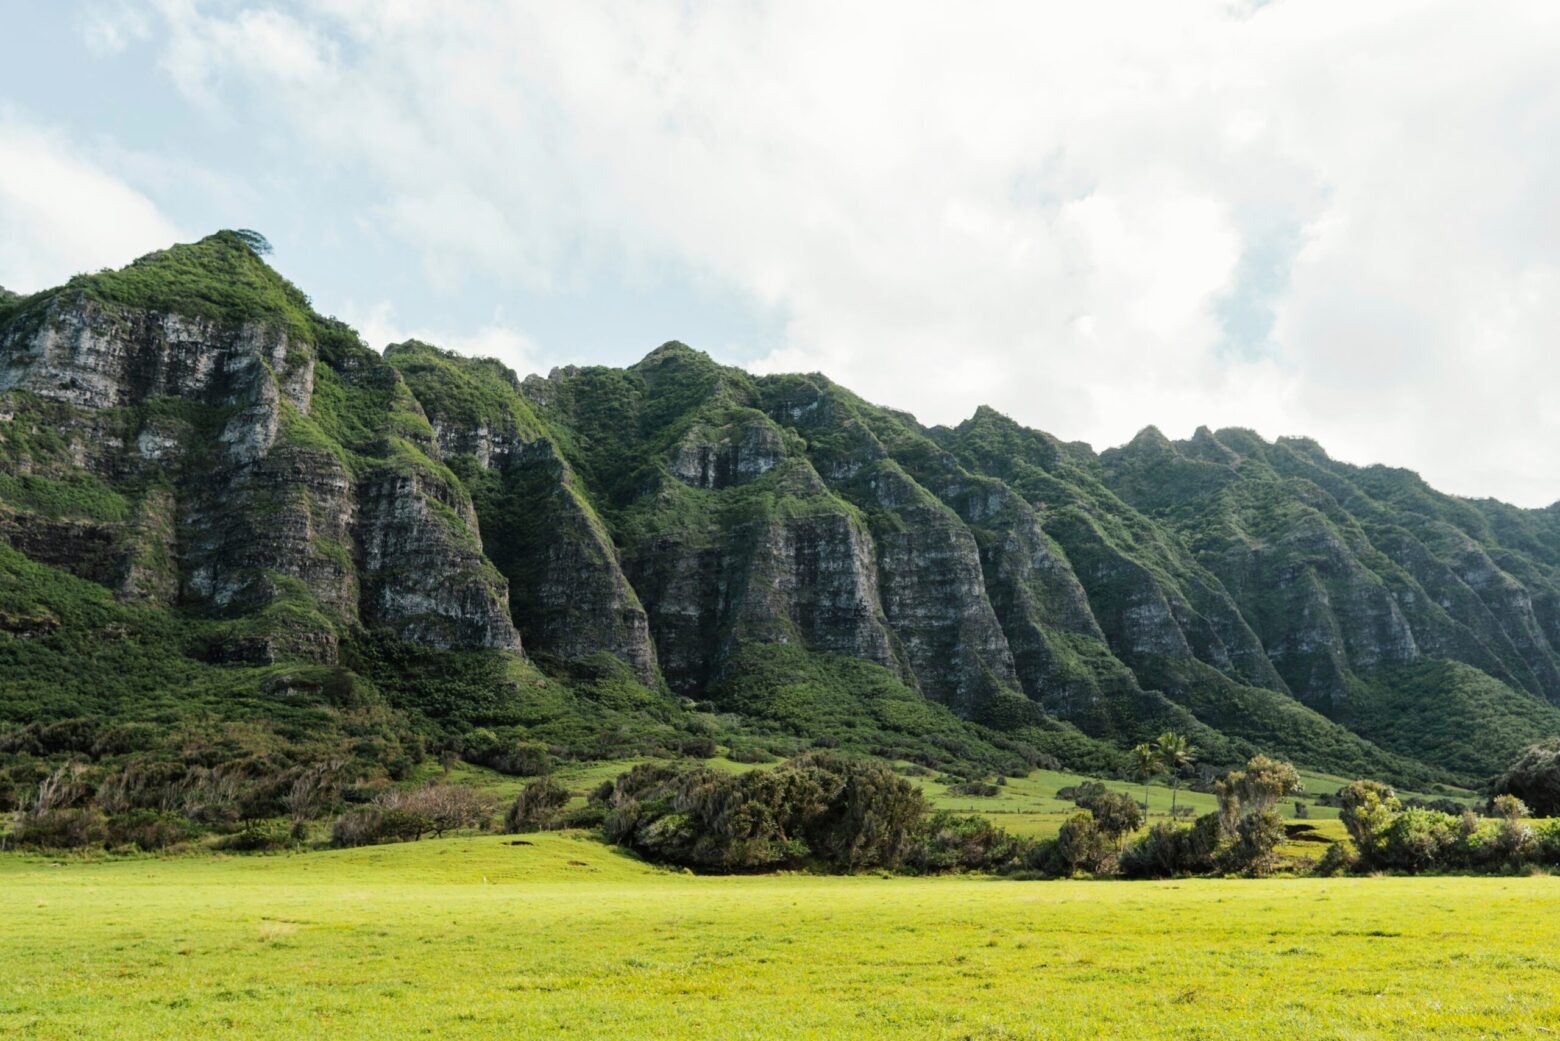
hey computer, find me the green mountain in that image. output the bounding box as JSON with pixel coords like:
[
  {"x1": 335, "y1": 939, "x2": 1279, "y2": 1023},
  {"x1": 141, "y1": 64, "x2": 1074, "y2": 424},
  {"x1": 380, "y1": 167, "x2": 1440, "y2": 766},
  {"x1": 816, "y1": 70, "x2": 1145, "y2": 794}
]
[{"x1": 3, "y1": 233, "x2": 1557, "y2": 788}]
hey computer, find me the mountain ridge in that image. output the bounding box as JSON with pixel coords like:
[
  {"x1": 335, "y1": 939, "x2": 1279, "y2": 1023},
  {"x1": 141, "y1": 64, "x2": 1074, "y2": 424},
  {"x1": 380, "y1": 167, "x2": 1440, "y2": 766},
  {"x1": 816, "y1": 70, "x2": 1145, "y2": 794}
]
[{"x1": 3, "y1": 232, "x2": 1557, "y2": 789}]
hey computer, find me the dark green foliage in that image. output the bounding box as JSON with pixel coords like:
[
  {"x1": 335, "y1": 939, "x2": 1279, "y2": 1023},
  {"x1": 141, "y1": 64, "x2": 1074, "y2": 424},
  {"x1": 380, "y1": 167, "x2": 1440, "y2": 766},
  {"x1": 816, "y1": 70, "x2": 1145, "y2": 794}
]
[
  {"x1": 1122, "y1": 755, "x2": 1302, "y2": 877},
  {"x1": 215, "y1": 819, "x2": 294, "y2": 853},
  {"x1": 902, "y1": 811, "x2": 1033, "y2": 874},
  {"x1": 1312, "y1": 840, "x2": 1358, "y2": 876},
  {"x1": 1074, "y1": 787, "x2": 1143, "y2": 840},
  {"x1": 1344, "y1": 662, "x2": 1560, "y2": 779},
  {"x1": 105, "y1": 809, "x2": 196, "y2": 851},
  {"x1": 1224, "y1": 809, "x2": 1287, "y2": 876},
  {"x1": 504, "y1": 776, "x2": 572, "y2": 833},
  {"x1": 1052, "y1": 812, "x2": 1117, "y2": 875},
  {"x1": 10, "y1": 232, "x2": 1560, "y2": 812},
  {"x1": 1338, "y1": 779, "x2": 1401, "y2": 861},
  {"x1": 332, "y1": 806, "x2": 431, "y2": 847},
  {"x1": 597, "y1": 753, "x2": 926, "y2": 873},
  {"x1": 1119, "y1": 815, "x2": 1223, "y2": 878},
  {"x1": 1495, "y1": 739, "x2": 1560, "y2": 817}
]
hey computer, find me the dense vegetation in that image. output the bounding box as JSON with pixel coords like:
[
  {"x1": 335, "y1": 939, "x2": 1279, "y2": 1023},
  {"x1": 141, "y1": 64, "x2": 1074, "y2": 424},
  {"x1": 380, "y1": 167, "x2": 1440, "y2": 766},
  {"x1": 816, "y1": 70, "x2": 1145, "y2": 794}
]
[{"x1": 5, "y1": 230, "x2": 1560, "y2": 833}]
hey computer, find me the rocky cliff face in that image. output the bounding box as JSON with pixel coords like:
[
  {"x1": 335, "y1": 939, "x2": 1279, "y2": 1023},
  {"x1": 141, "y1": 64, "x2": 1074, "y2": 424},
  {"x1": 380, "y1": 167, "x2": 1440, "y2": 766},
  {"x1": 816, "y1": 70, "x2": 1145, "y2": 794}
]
[
  {"x1": 0, "y1": 234, "x2": 521, "y2": 664},
  {"x1": 7, "y1": 234, "x2": 1560, "y2": 785}
]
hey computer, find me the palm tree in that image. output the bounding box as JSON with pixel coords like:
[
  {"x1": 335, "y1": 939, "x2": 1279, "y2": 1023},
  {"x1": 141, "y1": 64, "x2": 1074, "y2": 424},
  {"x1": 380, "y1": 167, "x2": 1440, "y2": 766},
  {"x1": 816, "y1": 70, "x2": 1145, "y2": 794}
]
[
  {"x1": 1130, "y1": 743, "x2": 1162, "y2": 816},
  {"x1": 1155, "y1": 731, "x2": 1197, "y2": 819}
]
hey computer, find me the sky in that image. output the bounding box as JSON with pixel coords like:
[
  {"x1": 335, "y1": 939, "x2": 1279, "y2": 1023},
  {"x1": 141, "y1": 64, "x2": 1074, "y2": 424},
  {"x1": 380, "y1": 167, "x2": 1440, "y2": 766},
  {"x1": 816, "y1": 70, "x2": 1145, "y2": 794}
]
[{"x1": 1, "y1": 2, "x2": 1558, "y2": 506}]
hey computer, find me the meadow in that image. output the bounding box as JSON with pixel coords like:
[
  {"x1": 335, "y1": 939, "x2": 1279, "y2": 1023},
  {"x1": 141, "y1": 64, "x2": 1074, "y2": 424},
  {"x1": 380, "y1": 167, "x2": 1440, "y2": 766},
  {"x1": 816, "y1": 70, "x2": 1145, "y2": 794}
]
[{"x1": 4, "y1": 831, "x2": 1559, "y2": 1040}]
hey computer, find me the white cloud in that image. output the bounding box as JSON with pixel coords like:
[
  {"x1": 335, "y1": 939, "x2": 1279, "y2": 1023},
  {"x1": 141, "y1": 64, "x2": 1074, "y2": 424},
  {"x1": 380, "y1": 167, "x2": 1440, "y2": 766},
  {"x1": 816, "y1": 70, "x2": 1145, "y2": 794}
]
[
  {"x1": 79, "y1": 1, "x2": 152, "y2": 55},
  {"x1": 0, "y1": 112, "x2": 182, "y2": 293},
  {"x1": 98, "y1": 1, "x2": 1560, "y2": 503}
]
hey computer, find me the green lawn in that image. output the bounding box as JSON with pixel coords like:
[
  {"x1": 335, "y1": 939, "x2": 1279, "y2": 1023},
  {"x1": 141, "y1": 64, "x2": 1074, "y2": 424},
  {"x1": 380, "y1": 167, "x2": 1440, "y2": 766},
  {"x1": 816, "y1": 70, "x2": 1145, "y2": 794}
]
[{"x1": 3, "y1": 832, "x2": 1559, "y2": 1040}]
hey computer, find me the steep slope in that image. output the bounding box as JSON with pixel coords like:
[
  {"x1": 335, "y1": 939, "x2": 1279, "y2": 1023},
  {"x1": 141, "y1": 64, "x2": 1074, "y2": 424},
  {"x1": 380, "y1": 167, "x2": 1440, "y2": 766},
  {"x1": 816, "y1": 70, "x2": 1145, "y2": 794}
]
[
  {"x1": 4, "y1": 232, "x2": 1559, "y2": 788},
  {"x1": 1096, "y1": 427, "x2": 1560, "y2": 777}
]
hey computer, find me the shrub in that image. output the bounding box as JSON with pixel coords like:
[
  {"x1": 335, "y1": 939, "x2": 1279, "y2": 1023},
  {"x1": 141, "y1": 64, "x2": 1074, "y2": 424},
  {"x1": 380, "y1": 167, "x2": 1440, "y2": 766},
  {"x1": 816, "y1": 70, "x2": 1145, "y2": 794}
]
[
  {"x1": 216, "y1": 820, "x2": 294, "y2": 853},
  {"x1": 1534, "y1": 819, "x2": 1560, "y2": 864},
  {"x1": 596, "y1": 753, "x2": 925, "y2": 873},
  {"x1": 947, "y1": 781, "x2": 1001, "y2": 798},
  {"x1": 331, "y1": 806, "x2": 431, "y2": 847},
  {"x1": 1378, "y1": 808, "x2": 1461, "y2": 871},
  {"x1": 1058, "y1": 781, "x2": 1106, "y2": 804},
  {"x1": 1338, "y1": 780, "x2": 1401, "y2": 866},
  {"x1": 106, "y1": 810, "x2": 195, "y2": 851},
  {"x1": 96, "y1": 761, "x2": 188, "y2": 815},
  {"x1": 1222, "y1": 809, "x2": 1287, "y2": 876},
  {"x1": 726, "y1": 746, "x2": 777, "y2": 764},
  {"x1": 903, "y1": 812, "x2": 1031, "y2": 874},
  {"x1": 11, "y1": 807, "x2": 108, "y2": 849},
  {"x1": 1495, "y1": 740, "x2": 1560, "y2": 817},
  {"x1": 1053, "y1": 812, "x2": 1115, "y2": 876},
  {"x1": 1313, "y1": 840, "x2": 1357, "y2": 877},
  {"x1": 1075, "y1": 789, "x2": 1143, "y2": 842},
  {"x1": 678, "y1": 737, "x2": 719, "y2": 759},
  {"x1": 465, "y1": 733, "x2": 553, "y2": 776},
  {"x1": 505, "y1": 777, "x2": 572, "y2": 833},
  {"x1": 379, "y1": 784, "x2": 491, "y2": 837},
  {"x1": 1120, "y1": 815, "x2": 1222, "y2": 878}
]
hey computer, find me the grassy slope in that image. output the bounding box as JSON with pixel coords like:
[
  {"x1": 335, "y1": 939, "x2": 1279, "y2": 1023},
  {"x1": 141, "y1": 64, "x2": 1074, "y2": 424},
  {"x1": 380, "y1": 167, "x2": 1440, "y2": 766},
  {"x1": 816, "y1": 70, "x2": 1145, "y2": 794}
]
[{"x1": 3, "y1": 834, "x2": 1559, "y2": 1040}]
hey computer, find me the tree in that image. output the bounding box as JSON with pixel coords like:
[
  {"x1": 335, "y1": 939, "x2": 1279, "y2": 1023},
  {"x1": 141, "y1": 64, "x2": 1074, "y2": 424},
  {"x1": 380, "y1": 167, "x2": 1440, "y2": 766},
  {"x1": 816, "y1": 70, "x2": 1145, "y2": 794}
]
[
  {"x1": 1495, "y1": 740, "x2": 1560, "y2": 817},
  {"x1": 1081, "y1": 789, "x2": 1144, "y2": 845},
  {"x1": 232, "y1": 228, "x2": 272, "y2": 255},
  {"x1": 281, "y1": 759, "x2": 346, "y2": 828},
  {"x1": 505, "y1": 776, "x2": 572, "y2": 833},
  {"x1": 1130, "y1": 743, "x2": 1162, "y2": 816},
  {"x1": 1212, "y1": 755, "x2": 1303, "y2": 875},
  {"x1": 1338, "y1": 781, "x2": 1404, "y2": 869},
  {"x1": 1155, "y1": 731, "x2": 1196, "y2": 818}
]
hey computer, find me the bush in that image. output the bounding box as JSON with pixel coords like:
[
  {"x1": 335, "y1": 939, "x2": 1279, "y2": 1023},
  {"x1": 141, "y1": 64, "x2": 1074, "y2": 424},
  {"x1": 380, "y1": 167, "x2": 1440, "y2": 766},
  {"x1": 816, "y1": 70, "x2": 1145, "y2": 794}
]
[
  {"x1": 1313, "y1": 840, "x2": 1357, "y2": 876},
  {"x1": 1120, "y1": 815, "x2": 1222, "y2": 878},
  {"x1": 1075, "y1": 789, "x2": 1142, "y2": 842},
  {"x1": 379, "y1": 784, "x2": 491, "y2": 837},
  {"x1": 106, "y1": 810, "x2": 194, "y2": 851},
  {"x1": 1053, "y1": 812, "x2": 1115, "y2": 876},
  {"x1": 903, "y1": 812, "x2": 1032, "y2": 874},
  {"x1": 678, "y1": 737, "x2": 719, "y2": 759},
  {"x1": 331, "y1": 806, "x2": 431, "y2": 847},
  {"x1": 465, "y1": 733, "x2": 553, "y2": 776},
  {"x1": 1338, "y1": 780, "x2": 1401, "y2": 867},
  {"x1": 1057, "y1": 781, "x2": 1106, "y2": 804},
  {"x1": 505, "y1": 777, "x2": 572, "y2": 833},
  {"x1": 1222, "y1": 809, "x2": 1287, "y2": 876},
  {"x1": 726, "y1": 746, "x2": 777, "y2": 765},
  {"x1": 1534, "y1": 819, "x2": 1560, "y2": 864},
  {"x1": 947, "y1": 781, "x2": 1001, "y2": 798},
  {"x1": 596, "y1": 753, "x2": 925, "y2": 873},
  {"x1": 216, "y1": 819, "x2": 294, "y2": 853},
  {"x1": 10, "y1": 807, "x2": 108, "y2": 849},
  {"x1": 1495, "y1": 740, "x2": 1560, "y2": 817}
]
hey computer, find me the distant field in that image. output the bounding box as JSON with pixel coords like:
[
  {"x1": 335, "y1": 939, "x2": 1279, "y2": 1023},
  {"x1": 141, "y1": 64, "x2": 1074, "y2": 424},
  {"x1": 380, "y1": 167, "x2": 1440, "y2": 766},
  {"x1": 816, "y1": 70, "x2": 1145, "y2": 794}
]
[{"x1": 4, "y1": 833, "x2": 1559, "y2": 1040}]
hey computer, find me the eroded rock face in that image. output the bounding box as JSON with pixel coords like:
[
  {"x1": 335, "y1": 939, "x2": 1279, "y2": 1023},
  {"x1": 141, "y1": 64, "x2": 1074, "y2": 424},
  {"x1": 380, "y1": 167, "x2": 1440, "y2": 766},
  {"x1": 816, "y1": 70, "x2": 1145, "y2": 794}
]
[
  {"x1": 354, "y1": 466, "x2": 521, "y2": 652},
  {"x1": 1, "y1": 298, "x2": 312, "y2": 419},
  {"x1": 671, "y1": 417, "x2": 785, "y2": 490},
  {"x1": 0, "y1": 292, "x2": 523, "y2": 661}
]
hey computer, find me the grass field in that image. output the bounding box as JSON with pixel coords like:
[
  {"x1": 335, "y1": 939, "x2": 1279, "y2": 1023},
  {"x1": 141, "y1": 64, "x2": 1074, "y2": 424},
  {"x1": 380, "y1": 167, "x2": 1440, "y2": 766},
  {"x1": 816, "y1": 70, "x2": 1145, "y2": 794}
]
[{"x1": 4, "y1": 832, "x2": 1559, "y2": 1040}]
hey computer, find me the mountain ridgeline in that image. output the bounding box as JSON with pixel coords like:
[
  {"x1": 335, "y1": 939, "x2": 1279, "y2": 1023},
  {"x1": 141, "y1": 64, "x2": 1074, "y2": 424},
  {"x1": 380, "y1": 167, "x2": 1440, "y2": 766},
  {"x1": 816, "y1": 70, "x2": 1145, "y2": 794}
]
[{"x1": 3, "y1": 232, "x2": 1558, "y2": 787}]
